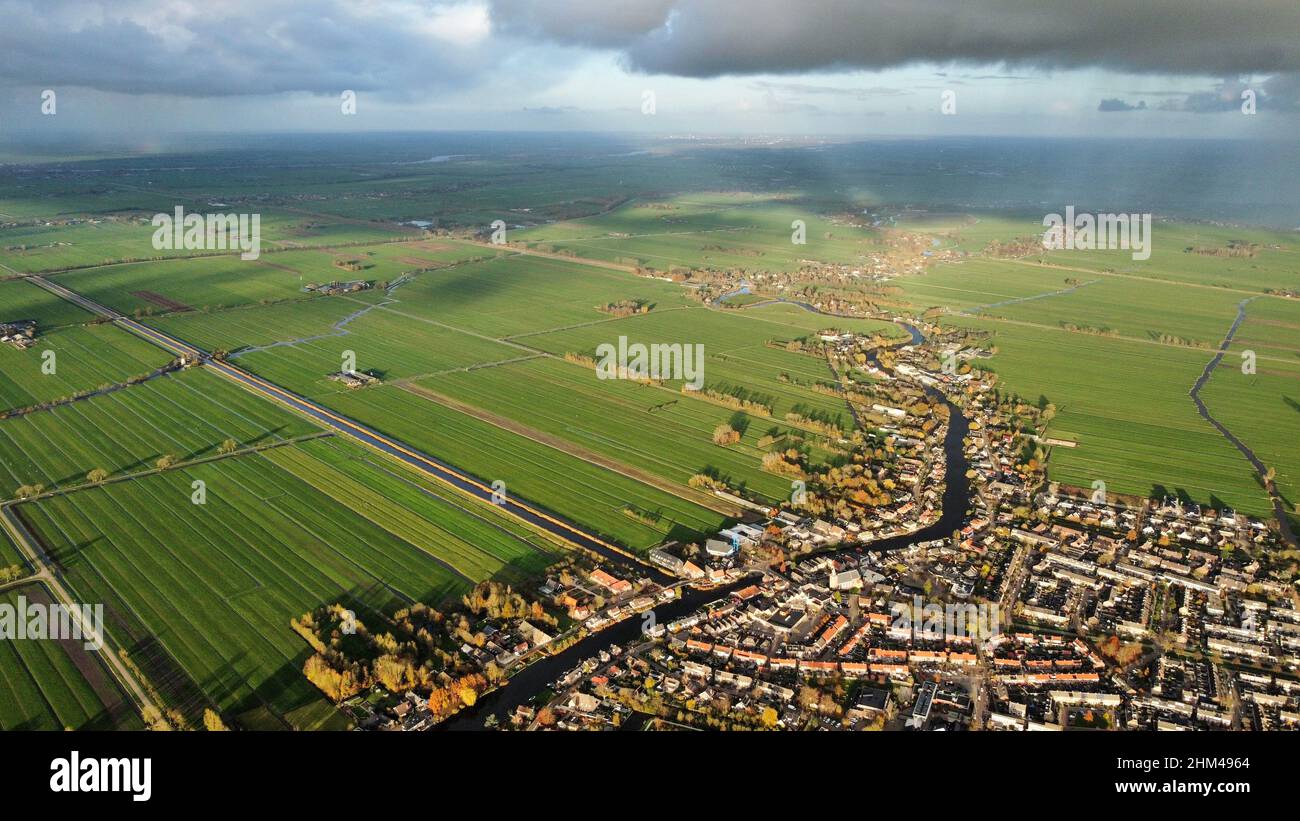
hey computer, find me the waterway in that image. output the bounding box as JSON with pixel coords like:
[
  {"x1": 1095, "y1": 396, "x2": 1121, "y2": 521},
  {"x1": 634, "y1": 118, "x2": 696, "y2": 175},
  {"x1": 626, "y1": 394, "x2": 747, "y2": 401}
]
[
  {"x1": 443, "y1": 319, "x2": 974, "y2": 729},
  {"x1": 1189, "y1": 297, "x2": 1295, "y2": 545}
]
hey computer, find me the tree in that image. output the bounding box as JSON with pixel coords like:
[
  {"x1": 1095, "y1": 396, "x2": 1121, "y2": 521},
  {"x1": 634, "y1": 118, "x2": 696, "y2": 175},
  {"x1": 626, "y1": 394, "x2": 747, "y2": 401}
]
[
  {"x1": 218, "y1": 439, "x2": 238, "y2": 456},
  {"x1": 156, "y1": 454, "x2": 177, "y2": 470},
  {"x1": 202, "y1": 708, "x2": 229, "y2": 731},
  {"x1": 712, "y1": 424, "x2": 740, "y2": 446},
  {"x1": 760, "y1": 706, "x2": 779, "y2": 728},
  {"x1": 87, "y1": 468, "x2": 109, "y2": 484}
]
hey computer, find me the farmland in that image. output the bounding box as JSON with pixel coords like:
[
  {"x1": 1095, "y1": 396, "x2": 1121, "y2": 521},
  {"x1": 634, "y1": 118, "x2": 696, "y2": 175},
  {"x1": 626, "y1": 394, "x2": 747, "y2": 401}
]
[
  {"x1": 324, "y1": 385, "x2": 730, "y2": 550},
  {"x1": 14, "y1": 436, "x2": 557, "y2": 729},
  {"x1": 0, "y1": 367, "x2": 318, "y2": 500},
  {"x1": 146, "y1": 249, "x2": 889, "y2": 521},
  {"x1": 0, "y1": 583, "x2": 144, "y2": 730},
  {"x1": 512, "y1": 193, "x2": 888, "y2": 274},
  {"x1": 0, "y1": 322, "x2": 174, "y2": 414},
  {"x1": 0, "y1": 209, "x2": 416, "y2": 274},
  {"x1": 0, "y1": 278, "x2": 97, "y2": 328}
]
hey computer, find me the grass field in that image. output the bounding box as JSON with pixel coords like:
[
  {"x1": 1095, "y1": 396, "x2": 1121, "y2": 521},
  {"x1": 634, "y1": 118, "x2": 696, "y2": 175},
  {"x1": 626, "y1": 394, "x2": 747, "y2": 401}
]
[
  {"x1": 42, "y1": 238, "x2": 491, "y2": 318},
  {"x1": 946, "y1": 315, "x2": 1272, "y2": 515},
  {"x1": 0, "y1": 583, "x2": 144, "y2": 730},
  {"x1": 0, "y1": 367, "x2": 318, "y2": 499},
  {"x1": 375, "y1": 251, "x2": 698, "y2": 338},
  {"x1": 1200, "y1": 297, "x2": 1300, "y2": 518},
  {"x1": 15, "y1": 437, "x2": 550, "y2": 728},
  {"x1": 417, "y1": 356, "x2": 801, "y2": 500},
  {"x1": 887, "y1": 233, "x2": 1299, "y2": 517},
  {"x1": 512, "y1": 193, "x2": 886, "y2": 274},
  {"x1": 0, "y1": 526, "x2": 25, "y2": 569},
  {"x1": 144, "y1": 251, "x2": 895, "y2": 525},
  {"x1": 325, "y1": 385, "x2": 730, "y2": 550},
  {"x1": 0, "y1": 322, "x2": 174, "y2": 414},
  {"x1": 0, "y1": 278, "x2": 97, "y2": 328},
  {"x1": 0, "y1": 209, "x2": 417, "y2": 274}
]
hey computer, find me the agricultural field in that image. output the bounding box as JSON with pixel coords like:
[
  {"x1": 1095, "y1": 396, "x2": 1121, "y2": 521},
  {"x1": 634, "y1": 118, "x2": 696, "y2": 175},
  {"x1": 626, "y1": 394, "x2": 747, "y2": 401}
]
[
  {"x1": 1034, "y1": 222, "x2": 1300, "y2": 294},
  {"x1": 416, "y1": 356, "x2": 803, "y2": 501},
  {"x1": 0, "y1": 321, "x2": 174, "y2": 414},
  {"x1": 376, "y1": 252, "x2": 698, "y2": 339},
  {"x1": 512, "y1": 193, "x2": 887, "y2": 274},
  {"x1": 45, "y1": 239, "x2": 497, "y2": 319},
  {"x1": 0, "y1": 208, "x2": 416, "y2": 274},
  {"x1": 900, "y1": 224, "x2": 1298, "y2": 518},
  {"x1": 177, "y1": 303, "x2": 527, "y2": 400},
  {"x1": 522, "y1": 303, "x2": 895, "y2": 429},
  {"x1": 946, "y1": 315, "x2": 1272, "y2": 515},
  {"x1": 15, "y1": 438, "x2": 545, "y2": 729},
  {"x1": 0, "y1": 367, "x2": 318, "y2": 499},
  {"x1": 1199, "y1": 298, "x2": 1300, "y2": 524},
  {"x1": 0, "y1": 583, "x2": 144, "y2": 731},
  {"x1": 0, "y1": 277, "x2": 97, "y2": 328},
  {"x1": 0, "y1": 526, "x2": 26, "y2": 569},
  {"x1": 324, "y1": 385, "x2": 731, "y2": 550}
]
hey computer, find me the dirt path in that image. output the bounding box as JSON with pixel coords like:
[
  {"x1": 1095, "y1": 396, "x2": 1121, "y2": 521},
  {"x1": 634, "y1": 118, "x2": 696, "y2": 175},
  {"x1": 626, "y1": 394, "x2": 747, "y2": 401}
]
[{"x1": 395, "y1": 380, "x2": 741, "y2": 517}]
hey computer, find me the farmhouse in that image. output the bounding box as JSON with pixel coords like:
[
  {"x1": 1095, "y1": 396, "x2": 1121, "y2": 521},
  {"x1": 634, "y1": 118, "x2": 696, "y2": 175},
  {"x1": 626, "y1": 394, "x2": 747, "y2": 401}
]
[
  {"x1": 304, "y1": 280, "x2": 373, "y2": 296},
  {"x1": 0, "y1": 320, "x2": 37, "y2": 350},
  {"x1": 327, "y1": 370, "x2": 381, "y2": 389}
]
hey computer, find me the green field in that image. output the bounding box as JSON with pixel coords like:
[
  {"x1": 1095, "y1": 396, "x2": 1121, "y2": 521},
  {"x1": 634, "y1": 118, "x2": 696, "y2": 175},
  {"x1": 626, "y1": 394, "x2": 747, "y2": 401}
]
[
  {"x1": 1200, "y1": 298, "x2": 1300, "y2": 518},
  {"x1": 513, "y1": 193, "x2": 886, "y2": 274},
  {"x1": 15, "y1": 436, "x2": 555, "y2": 729},
  {"x1": 0, "y1": 583, "x2": 144, "y2": 730},
  {"x1": 326, "y1": 385, "x2": 729, "y2": 550},
  {"x1": 147, "y1": 251, "x2": 882, "y2": 521},
  {"x1": 0, "y1": 322, "x2": 174, "y2": 414},
  {"x1": 0, "y1": 367, "x2": 318, "y2": 499},
  {"x1": 0, "y1": 278, "x2": 97, "y2": 328},
  {"x1": 0, "y1": 209, "x2": 416, "y2": 274}
]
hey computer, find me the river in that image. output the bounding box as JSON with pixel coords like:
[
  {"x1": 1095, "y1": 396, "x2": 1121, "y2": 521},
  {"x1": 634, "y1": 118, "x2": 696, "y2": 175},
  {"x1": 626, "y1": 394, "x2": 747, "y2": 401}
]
[
  {"x1": 442, "y1": 319, "x2": 974, "y2": 729},
  {"x1": 1189, "y1": 297, "x2": 1295, "y2": 545}
]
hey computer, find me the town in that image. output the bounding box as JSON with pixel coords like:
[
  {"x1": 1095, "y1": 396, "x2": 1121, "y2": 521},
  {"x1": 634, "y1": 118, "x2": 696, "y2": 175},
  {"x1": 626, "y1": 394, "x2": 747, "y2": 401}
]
[{"x1": 322, "y1": 320, "x2": 1298, "y2": 732}]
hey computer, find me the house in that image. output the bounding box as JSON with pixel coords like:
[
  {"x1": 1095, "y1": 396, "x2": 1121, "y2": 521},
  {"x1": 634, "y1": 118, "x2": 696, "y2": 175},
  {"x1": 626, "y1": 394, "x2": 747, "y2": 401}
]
[
  {"x1": 590, "y1": 568, "x2": 632, "y2": 595},
  {"x1": 829, "y1": 568, "x2": 863, "y2": 591},
  {"x1": 649, "y1": 548, "x2": 685, "y2": 574}
]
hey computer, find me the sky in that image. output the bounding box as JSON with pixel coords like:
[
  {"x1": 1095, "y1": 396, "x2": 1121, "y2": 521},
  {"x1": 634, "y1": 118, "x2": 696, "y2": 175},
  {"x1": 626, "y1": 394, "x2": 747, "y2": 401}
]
[{"x1": 0, "y1": 0, "x2": 1298, "y2": 140}]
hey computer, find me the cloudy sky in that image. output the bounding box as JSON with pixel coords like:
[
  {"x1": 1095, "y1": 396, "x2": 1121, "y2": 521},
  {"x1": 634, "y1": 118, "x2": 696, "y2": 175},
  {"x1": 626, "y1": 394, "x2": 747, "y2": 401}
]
[{"x1": 1, "y1": 0, "x2": 1298, "y2": 139}]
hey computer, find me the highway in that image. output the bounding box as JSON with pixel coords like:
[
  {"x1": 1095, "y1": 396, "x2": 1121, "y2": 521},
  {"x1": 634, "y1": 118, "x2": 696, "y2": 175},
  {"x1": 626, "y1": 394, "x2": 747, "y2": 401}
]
[{"x1": 29, "y1": 275, "x2": 666, "y2": 580}]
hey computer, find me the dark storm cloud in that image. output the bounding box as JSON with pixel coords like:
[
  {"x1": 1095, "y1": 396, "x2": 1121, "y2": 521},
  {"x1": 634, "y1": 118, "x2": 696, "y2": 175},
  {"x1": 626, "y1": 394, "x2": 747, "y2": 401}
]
[
  {"x1": 0, "y1": 0, "x2": 499, "y2": 97},
  {"x1": 6, "y1": 0, "x2": 1300, "y2": 101},
  {"x1": 491, "y1": 0, "x2": 1300, "y2": 77}
]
